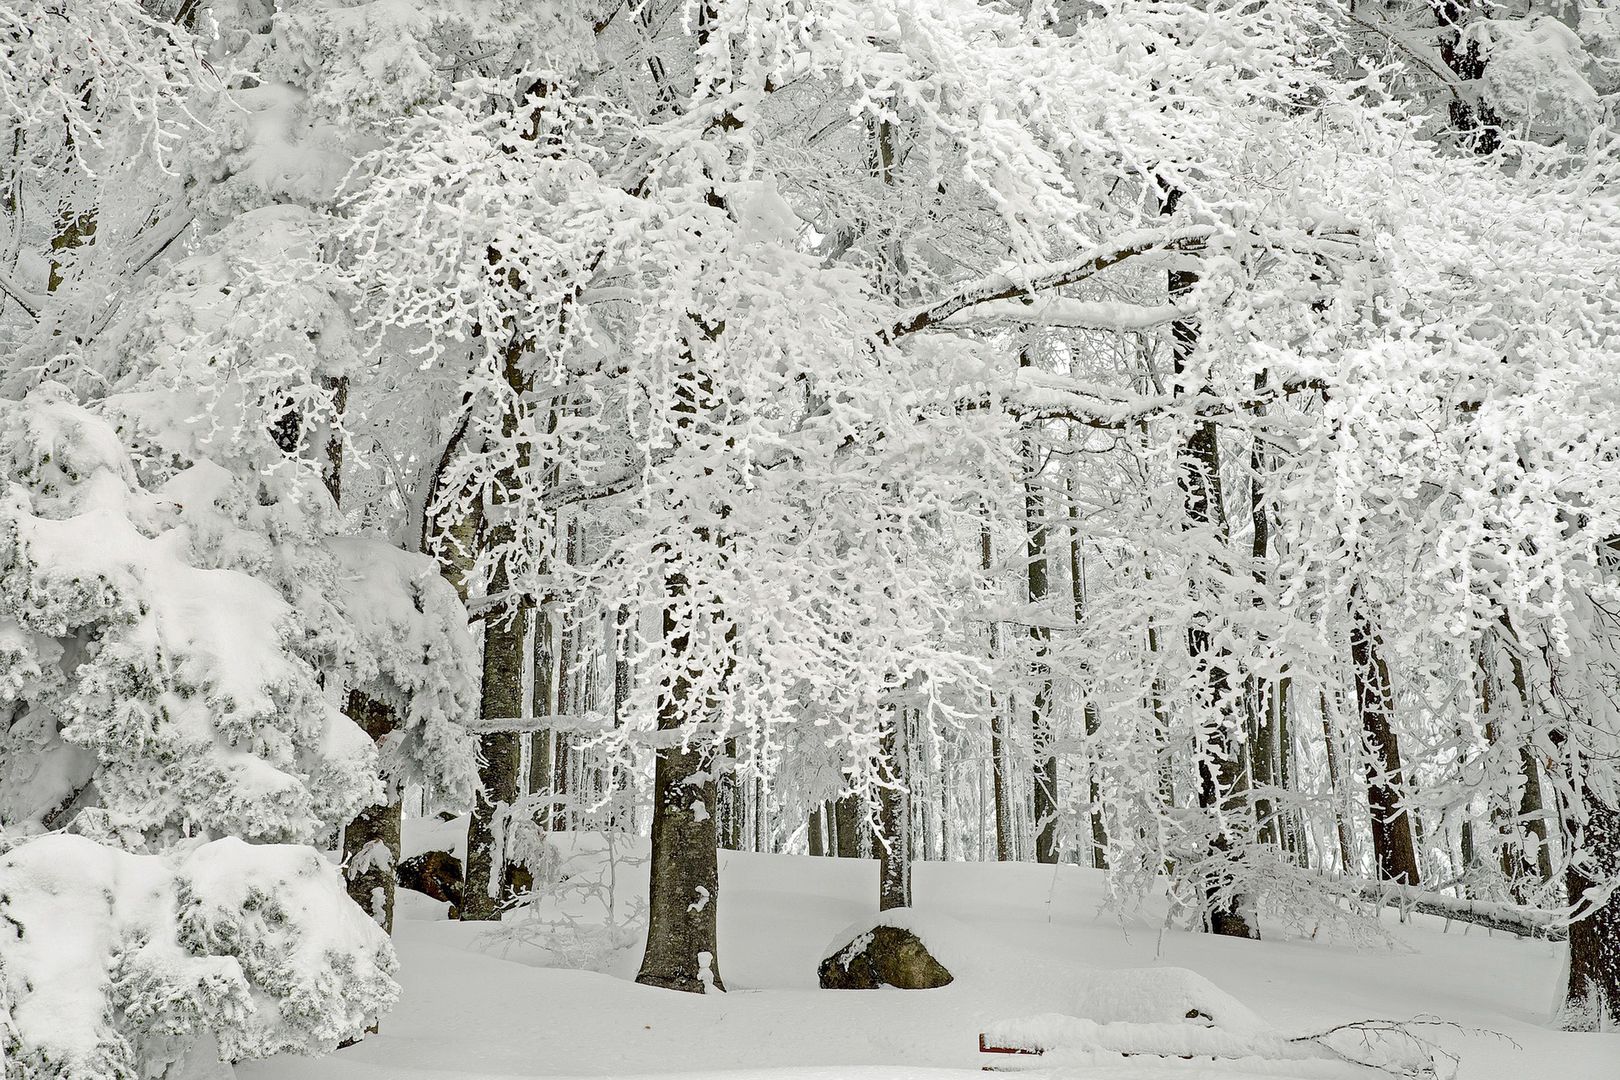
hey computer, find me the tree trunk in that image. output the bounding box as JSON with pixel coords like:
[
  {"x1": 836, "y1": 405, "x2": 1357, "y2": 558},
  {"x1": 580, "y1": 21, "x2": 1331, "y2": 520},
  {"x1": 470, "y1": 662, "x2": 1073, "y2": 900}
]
[
  {"x1": 1247, "y1": 385, "x2": 1282, "y2": 851},
  {"x1": 463, "y1": 599, "x2": 528, "y2": 920},
  {"x1": 636, "y1": 571, "x2": 724, "y2": 993},
  {"x1": 342, "y1": 692, "x2": 402, "y2": 933},
  {"x1": 718, "y1": 737, "x2": 744, "y2": 850},
  {"x1": 981, "y1": 521, "x2": 1016, "y2": 862},
  {"x1": 1065, "y1": 470, "x2": 1107, "y2": 869},
  {"x1": 1564, "y1": 785, "x2": 1620, "y2": 1029},
  {"x1": 1320, "y1": 690, "x2": 1353, "y2": 875},
  {"x1": 1022, "y1": 358, "x2": 1058, "y2": 864},
  {"x1": 878, "y1": 706, "x2": 911, "y2": 910},
  {"x1": 834, "y1": 791, "x2": 863, "y2": 858},
  {"x1": 1348, "y1": 586, "x2": 1421, "y2": 886},
  {"x1": 1164, "y1": 183, "x2": 1256, "y2": 939},
  {"x1": 463, "y1": 332, "x2": 532, "y2": 920},
  {"x1": 1495, "y1": 637, "x2": 1556, "y2": 891}
]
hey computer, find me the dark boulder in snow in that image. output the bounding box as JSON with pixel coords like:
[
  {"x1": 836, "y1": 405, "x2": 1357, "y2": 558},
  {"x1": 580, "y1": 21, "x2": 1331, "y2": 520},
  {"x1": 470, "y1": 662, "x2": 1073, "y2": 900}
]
[
  {"x1": 397, "y1": 850, "x2": 464, "y2": 914},
  {"x1": 819, "y1": 920, "x2": 954, "y2": 989}
]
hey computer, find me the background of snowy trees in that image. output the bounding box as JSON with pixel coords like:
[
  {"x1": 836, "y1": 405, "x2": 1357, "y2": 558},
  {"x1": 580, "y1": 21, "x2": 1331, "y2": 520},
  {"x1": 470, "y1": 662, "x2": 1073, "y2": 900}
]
[{"x1": 1, "y1": 0, "x2": 1618, "y2": 1074}]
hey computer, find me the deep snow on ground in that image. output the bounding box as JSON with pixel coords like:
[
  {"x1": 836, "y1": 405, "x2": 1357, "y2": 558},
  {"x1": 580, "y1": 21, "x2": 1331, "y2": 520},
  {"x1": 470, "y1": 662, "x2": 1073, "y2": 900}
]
[{"x1": 239, "y1": 828, "x2": 1616, "y2": 1080}]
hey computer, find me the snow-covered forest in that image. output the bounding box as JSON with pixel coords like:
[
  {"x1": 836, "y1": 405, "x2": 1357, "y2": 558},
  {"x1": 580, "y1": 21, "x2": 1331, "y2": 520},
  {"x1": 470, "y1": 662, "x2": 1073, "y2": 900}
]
[{"x1": 1, "y1": 1, "x2": 1618, "y2": 1078}]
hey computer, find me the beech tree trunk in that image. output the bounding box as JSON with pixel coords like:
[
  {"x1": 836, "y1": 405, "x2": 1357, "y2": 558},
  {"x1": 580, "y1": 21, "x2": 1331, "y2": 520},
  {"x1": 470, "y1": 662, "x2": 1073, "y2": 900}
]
[
  {"x1": 342, "y1": 692, "x2": 401, "y2": 933},
  {"x1": 463, "y1": 339, "x2": 531, "y2": 921},
  {"x1": 636, "y1": 570, "x2": 724, "y2": 993},
  {"x1": 1348, "y1": 587, "x2": 1421, "y2": 886}
]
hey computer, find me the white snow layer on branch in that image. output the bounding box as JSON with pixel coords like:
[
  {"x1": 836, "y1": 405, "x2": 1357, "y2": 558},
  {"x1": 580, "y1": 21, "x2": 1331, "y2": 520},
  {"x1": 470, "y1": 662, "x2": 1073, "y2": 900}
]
[{"x1": 945, "y1": 296, "x2": 1194, "y2": 330}]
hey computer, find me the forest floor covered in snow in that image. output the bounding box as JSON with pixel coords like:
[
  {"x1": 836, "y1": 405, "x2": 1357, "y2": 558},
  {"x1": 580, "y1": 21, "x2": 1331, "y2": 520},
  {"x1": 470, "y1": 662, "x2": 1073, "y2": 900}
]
[{"x1": 238, "y1": 824, "x2": 1615, "y2": 1080}]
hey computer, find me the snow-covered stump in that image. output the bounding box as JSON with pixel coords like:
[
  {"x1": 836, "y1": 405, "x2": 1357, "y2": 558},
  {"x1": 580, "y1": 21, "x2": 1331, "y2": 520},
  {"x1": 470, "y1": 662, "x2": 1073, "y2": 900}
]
[{"x1": 819, "y1": 912, "x2": 954, "y2": 990}]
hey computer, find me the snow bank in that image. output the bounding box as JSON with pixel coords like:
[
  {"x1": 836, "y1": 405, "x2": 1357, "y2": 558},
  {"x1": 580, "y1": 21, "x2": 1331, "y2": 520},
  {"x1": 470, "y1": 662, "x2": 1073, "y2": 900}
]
[
  {"x1": 0, "y1": 834, "x2": 398, "y2": 1080},
  {"x1": 1072, "y1": 965, "x2": 1270, "y2": 1035}
]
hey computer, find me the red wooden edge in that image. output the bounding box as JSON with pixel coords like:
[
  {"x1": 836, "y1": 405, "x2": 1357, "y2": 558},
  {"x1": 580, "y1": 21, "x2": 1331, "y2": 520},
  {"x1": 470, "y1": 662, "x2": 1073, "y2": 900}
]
[{"x1": 978, "y1": 1034, "x2": 1042, "y2": 1055}]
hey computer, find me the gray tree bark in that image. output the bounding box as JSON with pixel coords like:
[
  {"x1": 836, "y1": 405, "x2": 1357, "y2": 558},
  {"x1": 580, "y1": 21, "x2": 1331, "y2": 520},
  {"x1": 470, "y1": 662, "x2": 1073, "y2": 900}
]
[
  {"x1": 1348, "y1": 586, "x2": 1421, "y2": 886},
  {"x1": 635, "y1": 571, "x2": 725, "y2": 993},
  {"x1": 877, "y1": 706, "x2": 911, "y2": 910},
  {"x1": 1164, "y1": 182, "x2": 1257, "y2": 939}
]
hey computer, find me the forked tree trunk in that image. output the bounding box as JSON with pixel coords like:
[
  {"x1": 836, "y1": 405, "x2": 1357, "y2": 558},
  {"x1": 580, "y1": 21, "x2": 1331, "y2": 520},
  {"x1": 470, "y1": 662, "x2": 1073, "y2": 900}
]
[{"x1": 342, "y1": 692, "x2": 402, "y2": 933}]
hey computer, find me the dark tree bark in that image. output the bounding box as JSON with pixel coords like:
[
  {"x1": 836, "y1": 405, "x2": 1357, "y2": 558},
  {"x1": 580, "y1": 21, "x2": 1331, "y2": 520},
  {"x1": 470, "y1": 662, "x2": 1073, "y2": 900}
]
[
  {"x1": 1247, "y1": 377, "x2": 1284, "y2": 852},
  {"x1": 463, "y1": 600, "x2": 528, "y2": 921},
  {"x1": 1348, "y1": 587, "x2": 1422, "y2": 886},
  {"x1": 1066, "y1": 470, "x2": 1107, "y2": 869},
  {"x1": 1432, "y1": 0, "x2": 1502, "y2": 154},
  {"x1": 463, "y1": 335, "x2": 531, "y2": 921},
  {"x1": 834, "y1": 791, "x2": 863, "y2": 859},
  {"x1": 342, "y1": 692, "x2": 402, "y2": 933},
  {"x1": 1495, "y1": 638, "x2": 1556, "y2": 890},
  {"x1": 1164, "y1": 183, "x2": 1256, "y2": 939},
  {"x1": 1564, "y1": 785, "x2": 1620, "y2": 1029},
  {"x1": 1022, "y1": 352, "x2": 1058, "y2": 864},
  {"x1": 1320, "y1": 690, "x2": 1354, "y2": 875},
  {"x1": 981, "y1": 521, "x2": 1016, "y2": 862},
  {"x1": 718, "y1": 737, "x2": 745, "y2": 850},
  {"x1": 636, "y1": 571, "x2": 725, "y2": 993},
  {"x1": 877, "y1": 707, "x2": 911, "y2": 910}
]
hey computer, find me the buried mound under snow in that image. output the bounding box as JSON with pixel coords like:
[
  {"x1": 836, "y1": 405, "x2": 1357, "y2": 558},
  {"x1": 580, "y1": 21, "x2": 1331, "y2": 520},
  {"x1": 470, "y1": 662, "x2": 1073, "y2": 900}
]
[
  {"x1": 0, "y1": 833, "x2": 398, "y2": 1080},
  {"x1": 983, "y1": 965, "x2": 1446, "y2": 1075}
]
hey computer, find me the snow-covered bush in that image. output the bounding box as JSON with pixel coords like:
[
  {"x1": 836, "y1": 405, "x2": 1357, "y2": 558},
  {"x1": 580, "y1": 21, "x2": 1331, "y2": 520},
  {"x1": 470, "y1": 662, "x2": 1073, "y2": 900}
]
[
  {"x1": 0, "y1": 387, "x2": 378, "y2": 846},
  {"x1": 0, "y1": 833, "x2": 397, "y2": 1080},
  {"x1": 323, "y1": 537, "x2": 479, "y2": 808}
]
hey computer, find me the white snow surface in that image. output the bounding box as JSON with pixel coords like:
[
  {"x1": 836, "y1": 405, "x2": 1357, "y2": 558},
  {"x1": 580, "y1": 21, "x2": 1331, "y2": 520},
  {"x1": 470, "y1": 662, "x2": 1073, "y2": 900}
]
[{"x1": 235, "y1": 849, "x2": 1616, "y2": 1080}]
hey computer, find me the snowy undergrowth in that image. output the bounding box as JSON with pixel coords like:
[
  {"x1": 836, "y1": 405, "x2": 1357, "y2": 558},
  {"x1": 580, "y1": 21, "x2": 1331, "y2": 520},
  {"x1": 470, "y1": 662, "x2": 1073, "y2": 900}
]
[
  {"x1": 0, "y1": 835, "x2": 397, "y2": 1080},
  {"x1": 234, "y1": 840, "x2": 1607, "y2": 1080}
]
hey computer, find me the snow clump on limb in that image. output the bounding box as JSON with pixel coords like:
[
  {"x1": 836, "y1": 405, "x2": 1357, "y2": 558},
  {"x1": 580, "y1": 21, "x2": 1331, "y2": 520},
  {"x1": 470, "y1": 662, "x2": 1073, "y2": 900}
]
[{"x1": 0, "y1": 834, "x2": 397, "y2": 1080}]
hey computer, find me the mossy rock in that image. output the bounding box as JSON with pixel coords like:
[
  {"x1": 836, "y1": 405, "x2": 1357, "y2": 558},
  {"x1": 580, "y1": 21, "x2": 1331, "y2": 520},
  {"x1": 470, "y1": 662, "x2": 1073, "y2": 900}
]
[
  {"x1": 819, "y1": 923, "x2": 954, "y2": 989},
  {"x1": 397, "y1": 850, "x2": 463, "y2": 915}
]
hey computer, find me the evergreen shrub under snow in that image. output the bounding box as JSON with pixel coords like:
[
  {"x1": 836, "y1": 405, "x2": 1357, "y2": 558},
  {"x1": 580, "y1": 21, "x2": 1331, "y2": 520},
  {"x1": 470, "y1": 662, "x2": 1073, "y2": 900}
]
[{"x1": 0, "y1": 834, "x2": 398, "y2": 1080}]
